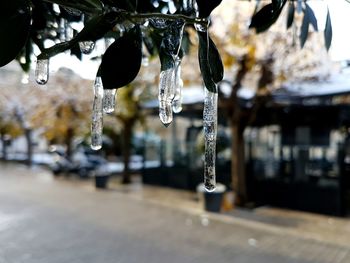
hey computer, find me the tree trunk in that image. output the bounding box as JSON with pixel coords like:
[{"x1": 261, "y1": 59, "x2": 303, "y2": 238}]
[
  {"x1": 1, "y1": 133, "x2": 7, "y2": 161},
  {"x1": 122, "y1": 122, "x2": 132, "y2": 184},
  {"x1": 65, "y1": 128, "x2": 74, "y2": 161},
  {"x1": 24, "y1": 129, "x2": 32, "y2": 166},
  {"x1": 231, "y1": 122, "x2": 247, "y2": 206}
]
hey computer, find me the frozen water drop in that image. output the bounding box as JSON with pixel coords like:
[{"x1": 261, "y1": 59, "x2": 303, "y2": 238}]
[
  {"x1": 159, "y1": 101, "x2": 173, "y2": 127},
  {"x1": 35, "y1": 59, "x2": 49, "y2": 85},
  {"x1": 79, "y1": 41, "x2": 95, "y2": 54},
  {"x1": 103, "y1": 89, "x2": 116, "y2": 114},
  {"x1": 172, "y1": 100, "x2": 182, "y2": 114},
  {"x1": 91, "y1": 77, "x2": 104, "y2": 150},
  {"x1": 203, "y1": 89, "x2": 218, "y2": 192}
]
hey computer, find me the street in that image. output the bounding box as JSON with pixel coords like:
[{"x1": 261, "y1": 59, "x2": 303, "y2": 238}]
[{"x1": 0, "y1": 163, "x2": 349, "y2": 263}]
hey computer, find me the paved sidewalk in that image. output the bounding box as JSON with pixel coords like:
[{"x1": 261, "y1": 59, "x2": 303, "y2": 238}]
[{"x1": 0, "y1": 163, "x2": 349, "y2": 263}]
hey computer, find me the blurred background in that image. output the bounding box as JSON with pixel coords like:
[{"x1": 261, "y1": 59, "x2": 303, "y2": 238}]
[{"x1": 1, "y1": 0, "x2": 350, "y2": 262}]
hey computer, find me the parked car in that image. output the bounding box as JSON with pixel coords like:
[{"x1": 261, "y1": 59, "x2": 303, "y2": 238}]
[{"x1": 48, "y1": 146, "x2": 107, "y2": 178}]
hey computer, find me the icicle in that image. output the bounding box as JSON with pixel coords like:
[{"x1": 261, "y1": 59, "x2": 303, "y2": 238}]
[
  {"x1": 35, "y1": 59, "x2": 49, "y2": 85},
  {"x1": 172, "y1": 58, "x2": 183, "y2": 113},
  {"x1": 203, "y1": 88, "x2": 218, "y2": 192},
  {"x1": 91, "y1": 77, "x2": 104, "y2": 150},
  {"x1": 79, "y1": 41, "x2": 95, "y2": 54},
  {"x1": 103, "y1": 89, "x2": 116, "y2": 114},
  {"x1": 158, "y1": 19, "x2": 185, "y2": 125},
  {"x1": 158, "y1": 68, "x2": 175, "y2": 126}
]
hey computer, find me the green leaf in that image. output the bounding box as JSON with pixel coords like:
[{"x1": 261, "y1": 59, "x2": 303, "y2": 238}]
[
  {"x1": 324, "y1": 8, "x2": 332, "y2": 51},
  {"x1": 286, "y1": 1, "x2": 295, "y2": 29},
  {"x1": 272, "y1": 0, "x2": 282, "y2": 9},
  {"x1": 300, "y1": 9, "x2": 309, "y2": 48},
  {"x1": 305, "y1": 3, "x2": 318, "y2": 31},
  {"x1": 195, "y1": 0, "x2": 222, "y2": 18},
  {"x1": 249, "y1": 1, "x2": 287, "y2": 33},
  {"x1": 207, "y1": 37, "x2": 224, "y2": 83},
  {"x1": 100, "y1": 26, "x2": 142, "y2": 89},
  {"x1": 0, "y1": 0, "x2": 31, "y2": 67},
  {"x1": 198, "y1": 32, "x2": 224, "y2": 93}
]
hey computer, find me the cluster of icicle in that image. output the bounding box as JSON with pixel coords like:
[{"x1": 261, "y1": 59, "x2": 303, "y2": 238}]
[
  {"x1": 35, "y1": 19, "x2": 217, "y2": 192},
  {"x1": 35, "y1": 41, "x2": 117, "y2": 152}
]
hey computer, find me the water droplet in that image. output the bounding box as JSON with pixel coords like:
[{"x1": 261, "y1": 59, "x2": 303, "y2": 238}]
[
  {"x1": 35, "y1": 59, "x2": 49, "y2": 85},
  {"x1": 79, "y1": 41, "x2": 95, "y2": 54},
  {"x1": 91, "y1": 77, "x2": 104, "y2": 150},
  {"x1": 159, "y1": 68, "x2": 175, "y2": 126},
  {"x1": 19, "y1": 56, "x2": 26, "y2": 64},
  {"x1": 203, "y1": 88, "x2": 218, "y2": 192},
  {"x1": 172, "y1": 99, "x2": 182, "y2": 114},
  {"x1": 103, "y1": 89, "x2": 116, "y2": 114}
]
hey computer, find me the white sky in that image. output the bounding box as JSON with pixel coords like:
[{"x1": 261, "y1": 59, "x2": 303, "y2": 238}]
[{"x1": 309, "y1": 0, "x2": 350, "y2": 61}]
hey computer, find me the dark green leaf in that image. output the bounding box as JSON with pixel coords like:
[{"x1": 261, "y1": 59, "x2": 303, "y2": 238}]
[
  {"x1": 272, "y1": 0, "x2": 282, "y2": 9},
  {"x1": 198, "y1": 31, "x2": 224, "y2": 93},
  {"x1": 300, "y1": 9, "x2": 309, "y2": 48},
  {"x1": 196, "y1": 0, "x2": 222, "y2": 18},
  {"x1": 207, "y1": 37, "x2": 224, "y2": 83},
  {"x1": 249, "y1": 1, "x2": 287, "y2": 33},
  {"x1": 0, "y1": 0, "x2": 31, "y2": 67},
  {"x1": 286, "y1": 1, "x2": 295, "y2": 29},
  {"x1": 100, "y1": 26, "x2": 142, "y2": 89},
  {"x1": 324, "y1": 8, "x2": 332, "y2": 51},
  {"x1": 305, "y1": 3, "x2": 318, "y2": 31}
]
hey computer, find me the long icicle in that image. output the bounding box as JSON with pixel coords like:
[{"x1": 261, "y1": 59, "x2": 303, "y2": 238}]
[
  {"x1": 172, "y1": 57, "x2": 183, "y2": 113},
  {"x1": 103, "y1": 89, "x2": 117, "y2": 114},
  {"x1": 203, "y1": 88, "x2": 218, "y2": 192},
  {"x1": 91, "y1": 76, "x2": 104, "y2": 150}
]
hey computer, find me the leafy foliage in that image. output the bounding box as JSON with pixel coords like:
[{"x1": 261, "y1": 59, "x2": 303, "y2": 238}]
[{"x1": 0, "y1": 0, "x2": 335, "y2": 93}]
